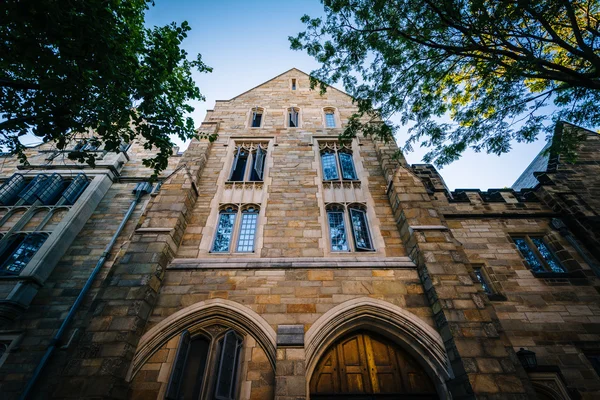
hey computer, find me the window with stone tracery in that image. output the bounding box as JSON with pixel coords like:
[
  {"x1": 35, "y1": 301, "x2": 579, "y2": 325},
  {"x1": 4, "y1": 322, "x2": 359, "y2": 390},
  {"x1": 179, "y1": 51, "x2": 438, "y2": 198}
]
[
  {"x1": 326, "y1": 203, "x2": 374, "y2": 252},
  {"x1": 319, "y1": 142, "x2": 357, "y2": 181},
  {"x1": 211, "y1": 204, "x2": 260, "y2": 253},
  {"x1": 228, "y1": 142, "x2": 267, "y2": 182}
]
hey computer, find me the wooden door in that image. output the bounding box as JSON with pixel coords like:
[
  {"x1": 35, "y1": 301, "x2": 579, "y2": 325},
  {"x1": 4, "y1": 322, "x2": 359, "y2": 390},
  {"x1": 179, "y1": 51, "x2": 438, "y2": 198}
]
[{"x1": 310, "y1": 331, "x2": 438, "y2": 399}]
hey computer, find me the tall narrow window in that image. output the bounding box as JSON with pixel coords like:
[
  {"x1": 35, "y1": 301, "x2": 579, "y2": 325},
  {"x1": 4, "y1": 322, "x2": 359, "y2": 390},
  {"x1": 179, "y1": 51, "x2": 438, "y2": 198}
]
[
  {"x1": 327, "y1": 205, "x2": 349, "y2": 251},
  {"x1": 321, "y1": 151, "x2": 339, "y2": 181},
  {"x1": 166, "y1": 329, "x2": 243, "y2": 400},
  {"x1": 228, "y1": 143, "x2": 267, "y2": 182},
  {"x1": 291, "y1": 79, "x2": 297, "y2": 90},
  {"x1": 237, "y1": 207, "x2": 259, "y2": 252},
  {"x1": 349, "y1": 207, "x2": 373, "y2": 251},
  {"x1": 0, "y1": 233, "x2": 48, "y2": 275},
  {"x1": 288, "y1": 107, "x2": 299, "y2": 128},
  {"x1": 212, "y1": 204, "x2": 260, "y2": 254},
  {"x1": 319, "y1": 142, "x2": 358, "y2": 181},
  {"x1": 513, "y1": 235, "x2": 566, "y2": 273},
  {"x1": 212, "y1": 207, "x2": 237, "y2": 253},
  {"x1": 325, "y1": 112, "x2": 336, "y2": 128},
  {"x1": 250, "y1": 107, "x2": 263, "y2": 128},
  {"x1": 326, "y1": 204, "x2": 374, "y2": 252},
  {"x1": 473, "y1": 266, "x2": 492, "y2": 294}
]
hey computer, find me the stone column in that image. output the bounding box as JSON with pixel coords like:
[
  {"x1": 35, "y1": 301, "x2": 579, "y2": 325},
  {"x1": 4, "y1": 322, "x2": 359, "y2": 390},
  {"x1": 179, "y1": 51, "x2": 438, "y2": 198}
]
[
  {"x1": 275, "y1": 325, "x2": 306, "y2": 400},
  {"x1": 51, "y1": 136, "x2": 214, "y2": 399},
  {"x1": 388, "y1": 165, "x2": 534, "y2": 399}
]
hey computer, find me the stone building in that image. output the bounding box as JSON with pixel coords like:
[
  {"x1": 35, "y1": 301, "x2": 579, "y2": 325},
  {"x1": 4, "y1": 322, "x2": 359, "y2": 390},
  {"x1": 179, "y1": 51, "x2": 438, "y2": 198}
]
[{"x1": 0, "y1": 68, "x2": 599, "y2": 400}]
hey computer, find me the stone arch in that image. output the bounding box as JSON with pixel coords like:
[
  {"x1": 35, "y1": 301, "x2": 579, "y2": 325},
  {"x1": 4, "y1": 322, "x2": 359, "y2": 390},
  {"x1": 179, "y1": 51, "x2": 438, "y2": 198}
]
[
  {"x1": 126, "y1": 298, "x2": 277, "y2": 381},
  {"x1": 305, "y1": 297, "x2": 453, "y2": 398}
]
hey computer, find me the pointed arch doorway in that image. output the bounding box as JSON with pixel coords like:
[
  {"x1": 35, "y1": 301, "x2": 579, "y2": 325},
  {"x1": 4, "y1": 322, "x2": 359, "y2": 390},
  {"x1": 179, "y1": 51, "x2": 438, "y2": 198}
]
[{"x1": 310, "y1": 331, "x2": 439, "y2": 399}]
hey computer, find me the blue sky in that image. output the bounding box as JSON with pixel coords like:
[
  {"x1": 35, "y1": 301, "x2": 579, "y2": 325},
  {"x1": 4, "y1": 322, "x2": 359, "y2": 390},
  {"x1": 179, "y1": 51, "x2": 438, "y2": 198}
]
[{"x1": 145, "y1": 0, "x2": 548, "y2": 190}]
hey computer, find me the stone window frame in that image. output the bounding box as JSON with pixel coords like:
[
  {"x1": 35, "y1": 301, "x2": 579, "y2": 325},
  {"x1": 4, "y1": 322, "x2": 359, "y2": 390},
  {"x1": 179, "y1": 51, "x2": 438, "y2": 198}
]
[
  {"x1": 227, "y1": 142, "x2": 268, "y2": 183},
  {"x1": 290, "y1": 78, "x2": 298, "y2": 91},
  {"x1": 247, "y1": 106, "x2": 265, "y2": 129},
  {"x1": 166, "y1": 327, "x2": 244, "y2": 400},
  {"x1": 470, "y1": 263, "x2": 506, "y2": 301},
  {"x1": 0, "y1": 333, "x2": 23, "y2": 368},
  {"x1": 210, "y1": 203, "x2": 261, "y2": 254},
  {"x1": 318, "y1": 141, "x2": 359, "y2": 183},
  {"x1": 510, "y1": 233, "x2": 570, "y2": 276},
  {"x1": 322, "y1": 107, "x2": 341, "y2": 129},
  {"x1": 285, "y1": 107, "x2": 301, "y2": 128},
  {"x1": 325, "y1": 202, "x2": 375, "y2": 252}
]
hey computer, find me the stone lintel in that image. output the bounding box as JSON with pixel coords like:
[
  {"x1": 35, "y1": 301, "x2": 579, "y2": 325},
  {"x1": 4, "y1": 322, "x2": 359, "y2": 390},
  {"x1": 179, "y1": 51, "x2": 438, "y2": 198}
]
[{"x1": 277, "y1": 325, "x2": 304, "y2": 347}]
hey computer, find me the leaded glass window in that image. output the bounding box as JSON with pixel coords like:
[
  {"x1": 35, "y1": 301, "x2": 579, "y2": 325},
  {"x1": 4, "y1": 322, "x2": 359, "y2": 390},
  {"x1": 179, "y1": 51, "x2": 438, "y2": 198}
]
[
  {"x1": 513, "y1": 236, "x2": 566, "y2": 274},
  {"x1": 229, "y1": 143, "x2": 267, "y2": 182},
  {"x1": 212, "y1": 209, "x2": 237, "y2": 253},
  {"x1": 473, "y1": 267, "x2": 492, "y2": 294},
  {"x1": 327, "y1": 210, "x2": 349, "y2": 251},
  {"x1": 0, "y1": 233, "x2": 48, "y2": 275},
  {"x1": 350, "y1": 208, "x2": 374, "y2": 251},
  {"x1": 325, "y1": 112, "x2": 336, "y2": 128},
  {"x1": 237, "y1": 208, "x2": 258, "y2": 252},
  {"x1": 321, "y1": 152, "x2": 339, "y2": 181},
  {"x1": 339, "y1": 152, "x2": 357, "y2": 180},
  {"x1": 166, "y1": 329, "x2": 243, "y2": 400}
]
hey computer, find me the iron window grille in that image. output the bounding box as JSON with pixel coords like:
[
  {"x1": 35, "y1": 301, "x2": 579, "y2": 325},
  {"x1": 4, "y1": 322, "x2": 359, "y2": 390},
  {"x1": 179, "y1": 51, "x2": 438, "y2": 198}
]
[
  {"x1": 319, "y1": 141, "x2": 358, "y2": 181},
  {"x1": 211, "y1": 204, "x2": 260, "y2": 254},
  {"x1": 326, "y1": 203, "x2": 374, "y2": 252},
  {"x1": 512, "y1": 235, "x2": 566, "y2": 274},
  {"x1": 166, "y1": 328, "x2": 243, "y2": 400},
  {"x1": 228, "y1": 143, "x2": 267, "y2": 182}
]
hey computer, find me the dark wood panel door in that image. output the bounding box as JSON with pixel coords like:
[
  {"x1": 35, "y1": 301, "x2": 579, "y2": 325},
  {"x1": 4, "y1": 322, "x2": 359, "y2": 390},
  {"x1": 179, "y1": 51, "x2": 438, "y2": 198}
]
[{"x1": 311, "y1": 331, "x2": 438, "y2": 399}]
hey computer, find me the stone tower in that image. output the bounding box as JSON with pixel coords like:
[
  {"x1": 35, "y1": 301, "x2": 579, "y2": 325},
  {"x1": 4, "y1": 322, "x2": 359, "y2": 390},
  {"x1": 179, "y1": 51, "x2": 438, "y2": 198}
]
[{"x1": 0, "y1": 69, "x2": 599, "y2": 400}]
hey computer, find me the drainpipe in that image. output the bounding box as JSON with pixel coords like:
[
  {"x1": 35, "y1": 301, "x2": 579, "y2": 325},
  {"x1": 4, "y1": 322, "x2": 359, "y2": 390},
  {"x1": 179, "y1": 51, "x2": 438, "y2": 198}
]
[
  {"x1": 19, "y1": 182, "x2": 153, "y2": 400},
  {"x1": 551, "y1": 218, "x2": 600, "y2": 278}
]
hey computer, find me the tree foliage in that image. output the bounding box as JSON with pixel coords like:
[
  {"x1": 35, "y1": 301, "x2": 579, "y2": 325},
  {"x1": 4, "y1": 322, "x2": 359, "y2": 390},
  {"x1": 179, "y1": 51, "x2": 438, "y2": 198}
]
[
  {"x1": 290, "y1": 0, "x2": 600, "y2": 166},
  {"x1": 1, "y1": 0, "x2": 211, "y2": 175}
]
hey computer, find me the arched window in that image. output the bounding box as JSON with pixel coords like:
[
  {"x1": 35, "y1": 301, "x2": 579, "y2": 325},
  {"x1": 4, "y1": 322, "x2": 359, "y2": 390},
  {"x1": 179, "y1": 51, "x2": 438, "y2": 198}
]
[
  {"x1": 0, "y1": 232, "x2": 49, "y2": 275},
  {"x1": 326, "y1": 203, "x2": 374, "y2": 252},
  {"x1": 320, "y1": 143, "x2": 358, "y2": 181},
  {"x1": 211, "y1": 204, "x2": 260, "y2": 253},
  {"x1": 287, "y1": 107, "x2": 300, "y2": 128},
  {"x1": 166, "y1": 329, "x2": 243, "y2": 400},
  {"x1": 323, "y1": 108, "x2": 337, "y2": 128},
  {"x1": 249, "y1": 107, "x2": 264, "y2": 128},
  {"x1": 229, "y1": 143, "x2": 267, "y2": 182}
]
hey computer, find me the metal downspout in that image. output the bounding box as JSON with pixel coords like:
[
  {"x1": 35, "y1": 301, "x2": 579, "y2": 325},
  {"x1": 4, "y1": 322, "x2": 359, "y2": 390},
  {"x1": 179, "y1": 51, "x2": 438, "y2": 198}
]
[{"x1": 19, "y1": 182, "x2": 152, "y2": 400}]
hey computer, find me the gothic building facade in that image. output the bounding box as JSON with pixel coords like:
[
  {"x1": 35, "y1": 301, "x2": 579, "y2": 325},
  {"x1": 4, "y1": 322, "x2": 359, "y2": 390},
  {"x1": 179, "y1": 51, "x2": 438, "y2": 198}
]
[{"x1": 0, "y1": 69, "x2": 599, "y2": 399}]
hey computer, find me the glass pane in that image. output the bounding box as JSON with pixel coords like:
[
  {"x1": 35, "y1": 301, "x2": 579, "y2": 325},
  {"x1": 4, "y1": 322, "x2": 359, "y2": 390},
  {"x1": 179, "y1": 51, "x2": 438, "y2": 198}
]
[
  {"x1": 325, "y1": 113, "x2": 336, "y2": 127},
  {"x1": 212, "y1": 213, "x2": 236, "y2": 252},
  {"x1": 531, "y1": 238, "x2": 565, "y2": 273},
  {"x1": 229, "y1": 151, "x2": 248, "y2": 181},
  {"x1": 513, "y1": 237, "x2": 544, "y2": 273},
  {"x1": 327, "y1": 211, "x2": 348, "y2": 251},
  {"x1": 0, "y1": 233, "x2": 48, "y2": 274},
  {"x1": 215, "y1": 331, "x2": 242, "y2": 400},
  {"x1": 339, "y1": 152, "x2": 357, "y2": 180},
  {"x1": 180, "y1": 337, "x2": 210, "y2": 400},
  {"x1": 237, "y1": 212, "x2": 258, "y2": 252},
  {"x1": 251, "y1": 113, "x2": 262, "y2": 128},
  {"x1": 474, "y1": 268, "x2": 492, "y2": 294},
  {"x1": 321, "y1": 152, "x2": 339, "y2": 180},
  {"x1": 251, "y1": 146, "x2": 265, "y2": 181},
  {"x1": 350, "y1": 209, "x2": 373, "y2": 251}
]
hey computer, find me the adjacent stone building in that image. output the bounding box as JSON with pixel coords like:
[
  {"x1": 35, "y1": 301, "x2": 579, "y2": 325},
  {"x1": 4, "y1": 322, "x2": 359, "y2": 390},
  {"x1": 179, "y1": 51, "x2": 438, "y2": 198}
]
[{"x1": 0, "y1": 69, "x2": 599, "y2": 400}]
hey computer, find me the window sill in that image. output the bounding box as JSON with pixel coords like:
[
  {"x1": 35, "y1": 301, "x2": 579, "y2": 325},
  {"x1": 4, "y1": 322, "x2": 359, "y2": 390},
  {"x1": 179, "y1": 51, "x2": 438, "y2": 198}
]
[
  {"x1": 487, "y1": 293, "x2": 507, "y2": 302},
  {"x1": 532, "y1": 270, "x2": 586, "y2": 279}
]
